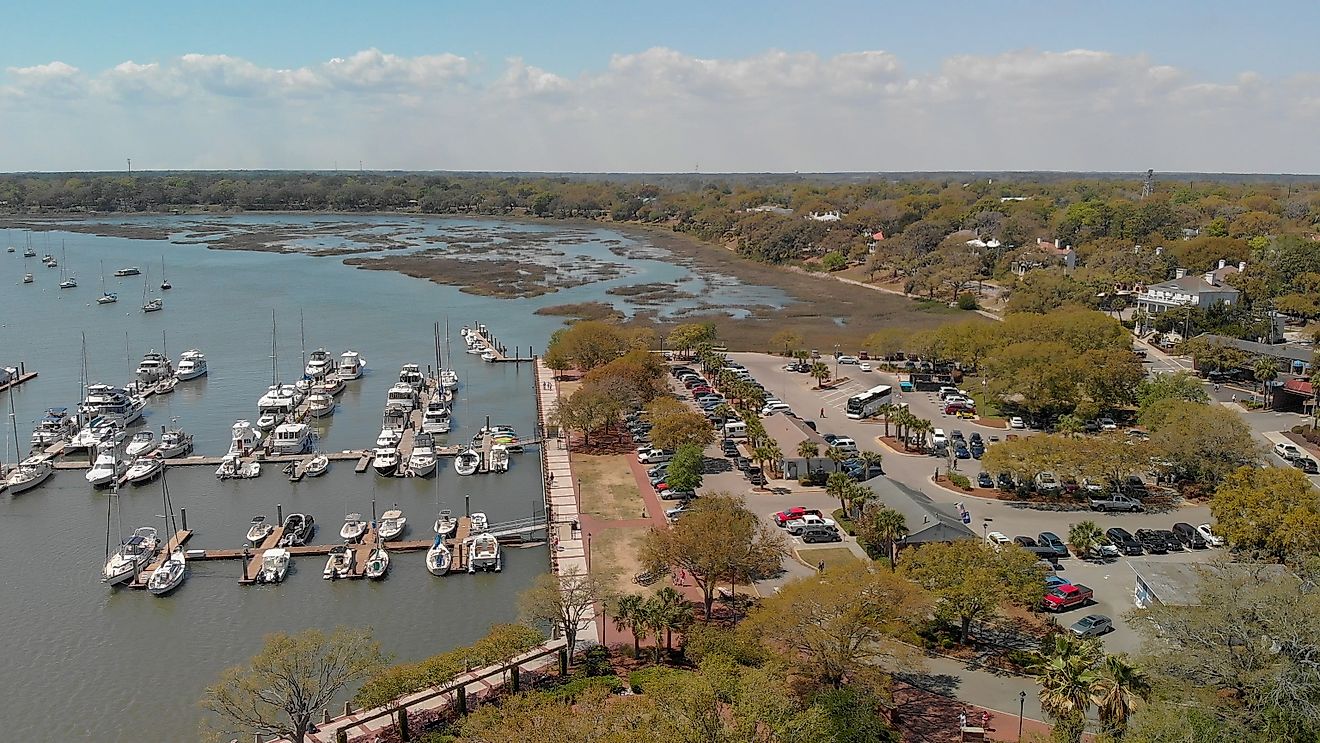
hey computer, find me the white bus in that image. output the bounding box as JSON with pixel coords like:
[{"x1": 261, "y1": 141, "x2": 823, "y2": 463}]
[{"x1": 845, "y1": 384, "x2": 893, "y2": 420}]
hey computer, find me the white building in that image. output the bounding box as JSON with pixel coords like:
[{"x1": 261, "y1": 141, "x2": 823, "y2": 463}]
[
  {"x1": 1136, "y1": 260, "x2": 1243, "y2": 328},
  {"x1": 807, "y1": 210, "x2": 842, "y2": 222}
]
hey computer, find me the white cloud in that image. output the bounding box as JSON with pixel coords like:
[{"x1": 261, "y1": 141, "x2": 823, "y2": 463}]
[{"x1": 0, "y1": 47, "x2": 1315, "y2": 172}]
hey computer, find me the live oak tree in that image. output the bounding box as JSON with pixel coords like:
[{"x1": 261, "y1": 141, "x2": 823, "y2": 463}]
[
  {"x1": 1142, "y1": 399, "x2": 1259, "y2": 486},
  {"x1": 1209, "y1": 466, "x2": 1320, "y2": 559},
  {"x1": 665, "y1": 322, "x2": 716, "y2": 357},
  {"x1": 746, "y1": 560, "x2": 930, "y2": 687},
  {"x1": 901, "y1": 539, "x2": 1046, "y2": 644},
  {"x1": 517, "y1": 565, "x2": 602, "y2": 661},
  {"x1": 648, "y1": 409, "x2": 714, "y2": 453},
  {"x1": 201, "y1": 627, "x2": 386, "y2": 743}
]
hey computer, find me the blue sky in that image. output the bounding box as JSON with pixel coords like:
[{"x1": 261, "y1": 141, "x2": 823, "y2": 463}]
[{"x1": 1, "y1": 1, "x2": 1317, "y2": 172}]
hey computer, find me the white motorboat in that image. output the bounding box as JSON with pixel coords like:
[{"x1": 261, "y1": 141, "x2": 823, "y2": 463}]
[
  {"x1": 408, "y1": 433, "x2": 437, "y2": 477},
  {"x1": 228, "y1": 420, "x2": 261, "y2": 456},
  {"x1": 386, "y1": 382, "x2": 418, "y2": 411},
  {"x1": 246, "y1": 515, "x2": 275, "y2": 544},
  {"x1": 154, "y1": 376, "x2": 177, "y2": 395},
  {"x1": 216, "y1": 454, "x2": 261, "y2": 480},
  {"x1": 375, "y1": 427, "x2": 402, "y2": 449},
  {"x1": 257, "y1": 383, "x2": 300, "y2": 419},
  {"x1": 256, "y1": 412, "x2": 282, "y2": 430},
  {"x1": 323, "y1": 545, "x2": 354, "y2": 580},
  {"x1": 136, "y1": 350, "x2": 174, "y2": 386},
  {"x1": 467, "y1": 532, "x2": 502, "y2": 573},
  {"x1": 399, "y1": 363, "x2": 425, "y2": 390},
  {"x1": 176, "y1": 350, "x2": 207, "y2": 380},
  {"x1": 97, "y1": 292, "x2": 117, "y2": 304},
  {"x1": 147, "y1": 550, "x2": 187, "y2": 596},
  {"x1": 103, "y1": 526, "x2": 159, "y2": 585},
  {"x1": 314, "y1": 375, "x2": 344, "y2": 397},
  {"x1": 433, "y1": 510, "x2": 459, "y2": 538},
  {"x1": 454, "y1": 447, "x2": 480, "y2": 476},
  {"x1": 378, "y1": 509, "x2": 407, "y2": 540},
  {"x1": 364, "y1": 545, "x2": 389, "y2": 579},
  {"x1": 114, "y1": 266, "x2": 141, "y2": 276},
  {"x1": 426, "y1": 536, "x2": 451, "y2": 576},
  {"x1": 125, "y1": 457, "x2": 163, "y2": 485},
  {"x1": 372, "y1": 447, "x2": 399, "y2": 477},
  {"x1": 22, "y1": 272, "x2": 33, "y2": 284},
  {"x1": 480, "y1": 350, "x2": 498, "y2": 362},
  {"x1": 439, "y1": 369, "x2": 459, "y2": 390},
  {"x1": 157, "y1": 426, "x2": 193, "y2": 458},
  {"x1": 271, "y1": 422, "x2": 314, "y2": 455},
  {"x1": 307, "y1": 392, "x2": 335, "y2": 418},
  {"x1": 305, "y1": 348, "x2": 335, "y2": 379},
  {"x1": 80, "y1": 384, "x2": 144, "y2": 424},
  {"x1": 67, "y1": 419, "x2": 110, "y2": 452},
  {"x1": 125, "y1": 431, "x2": 157, "y2": 458},
  {"x1": 4, "y1": 458, "x2": 54, "y2": 494},
  {"x1": 470, "y1": 511, "x2": 489, "y2": 532},
  {"x1": 256, "y1": 548, "x2": 290, "y2": 583},
  {"x1": 421, "y1": 401, "x2": 451, "y2": 434},
  {"x1": 93, "y1": 423, "x2": 128, "y2": 450},
  {"x1": 340, "y1": 513, "x2": 368, "y2": 542},
  {"x1": 278, "y1": 513, "x2": 315, "y2": 547},
  {"x1": 86, "y1": 450, "x2": 126, "y2": 487},
  {"x1": 22, "y1": 247, "x2": 35, "y2": 258},
  {"x1": 487, "y1": 443, "x2": 510, "y2": 473},
  {"x1": 302, "y1": 452, "x2": 330, "y2": 478},
  {"x1": 338, "y1": 351, "x2": 365, "y2": 380},
  {"x1": 30, "y1": 407, "x2": 76, "y2": 449}
]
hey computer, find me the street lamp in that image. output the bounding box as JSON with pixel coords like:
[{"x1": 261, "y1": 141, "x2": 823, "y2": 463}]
[{"x1": 1018, "y1": 690, "x2": 1027, "y2": 742}]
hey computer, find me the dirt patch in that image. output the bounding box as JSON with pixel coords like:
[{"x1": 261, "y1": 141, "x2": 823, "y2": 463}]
[
  {"x1": 574, "y1": 453, "x2": 647, "y2": 521},
  {"x1": 590, "y1": 527, "x2": 660, "y2": 599},
  {"x1": 534, "y1": 302, "x2": 624, "y2": 323}
]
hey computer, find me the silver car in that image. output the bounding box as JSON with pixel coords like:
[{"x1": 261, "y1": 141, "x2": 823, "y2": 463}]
[{"x1": 1069, "y1": 614, "x2": 1113, "y2": 638}]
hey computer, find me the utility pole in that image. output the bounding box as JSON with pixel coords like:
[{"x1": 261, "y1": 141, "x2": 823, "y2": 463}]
[{"x1": 126, "y1": 158, "x2": 132, "y2": 174}]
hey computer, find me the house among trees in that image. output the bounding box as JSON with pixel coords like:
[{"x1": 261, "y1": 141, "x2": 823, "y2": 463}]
[
  {"x1": 807, "y1": 210, "x2": 842, "y2": 222},
  {"x1": 1010, "y1": 237, "x2": 1076, "y2": 277},
  {"x1": 1135, "y1": 260, "x2": 1243, "y2": 332}
]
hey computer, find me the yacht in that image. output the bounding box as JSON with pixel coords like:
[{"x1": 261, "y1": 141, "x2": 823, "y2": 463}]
[
  {"x1": 378, "y1": 509, "x2": 407, "y2": 540},
  {"x1": 408, "y1": 433, "x2": 437, "y2": 477},
  {"x1": 114, "y1": 267, "x2": 141, "y2": 277},
  {"x1": 421, "y1": 401, "x2": 451, "y2": 434},
  {"x1": 156, "y1": 425, "x2": 193, "y2": 458},
  {"x1": 228, "y1": 420, "x2": 262, "y2": 456},
  {"x1": 467, "y1": 532, "x2": 502, "y2": 573},
  {"x1": 277, "y1": 513, "x2": 315, "y2": 547},
  {"x1": 67, "y1": 417, "x2": 118, "y2": 453},
  {"x1": 125, "y1": 457, "x2": 163, "y2": 486},
  {"x1": 30, "y1": 408, "x2": 76, "y2": 449},
  {"x1": 315, "y1": 375, "x2": 345, "y2": 397},
  {"x1": 176, "y1": 350, "x2": 207, "y2": 380},
  {"x1": 136, "y1": 351, "x2": 174, "y2": 386},
  {"x1": 375, "y1": 427, "x2": 402, "y2": 449},
  {"x1": 81, "y1": 384, "x2": 144, "y2": 424},
  {"x1": 215, "y1": 454, "x2": 261, "y2": 479},
  {"x1": 433, "y1": 510, "x2": 459, "y2": 538},
  {"x1": 487, "y1": 443, "x2": 510, "y2": 473},
  {"x1": 426, "y1": 536, "x2": 452, "y2": 576},
  {"x1": 256, "y1": 383, "x2": 300, "y2": 422},
  {"x1": 372, "y1": 447, "x2": 400, "y2": 477},
  {"x1": 271, "y1": 422, "x2": 314, "y2": 455},
  {"x1": 102, "y1": 526, "x2": 159, "y2": 585},
  {"x1": 323, "y1": 545, "x2": 354, "y2": 580},
  {"x1": 86, "y1": 450, "x2": 126, "y2": 487},
  {"x1": 364, "y1": 545, "x2": 390, "y2": 579},
  {"x1": 147, "y1": 550, "x2": 187, "y2": 596},
  {"x1": 338, "y1": 351, "x2": 365, "y2": 380},
  {"x1": 305, "y1": 348, "x2": 335, "y2": 379},
  {"x1": 386, "y1": 382, "x2": 418, "y2": 411},
  {"x1": 22, "y1": 272, "x2": 33, "y2": 284},
  {"x1": 22, "y1": 246, "x2": 35, "y2": 258},
  {"x1": 306, "y1": 392, "x2": 335, "y2": 418},
  {"x1": 302, "y1": 451, "x2": 330, "y2": 478},
  {"x1": 96, "y1": 292, "x2": 118, "y2": 304},
  {"x1": 142, "y1": 297, "x2": 163, "y2": 313},
  {"x1": 59, "y1": 275, "x2": 77, "y2": 289},
  {"x1": 470, "y1": 511, "x2": 489, "y2": 532},
  {"x1": 256, "y1": 548, "x2": 290, "y2": 584},
  {"x1": 454, "y1": 447, "x2": 480, "y2": 476},
  {"x1": 340, "y1": 513, "x2": 368, "y2": 542},
  {"x1": 399, "y1": 364, "x2": 425, "y2": 390},
  {"x1": 246, "y1": 515, "x2": 275, "y2": 545},
  {"x1": 125, "y1": 431, "x2": 157, "y2": 458},
  {"x1": 4, "y1": 458, "x2": 54, "y2": 495},
  {"x1": 439, "y1": 368, "x2": 459, "y2": 391}
]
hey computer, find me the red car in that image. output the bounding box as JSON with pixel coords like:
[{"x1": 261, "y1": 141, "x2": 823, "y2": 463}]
[
  {"x1": 773, "y1": 507, "x2": 822, "y2": 527},
  {"x1": 1042, "y1": 583, "x2": 1094, "y2": 612}
]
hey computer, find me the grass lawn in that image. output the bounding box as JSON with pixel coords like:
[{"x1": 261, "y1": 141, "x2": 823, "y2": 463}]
[
  {"x1": 590, "y1": 527, "x2": 662, "y2": 599},
  {"x1": 794, "y1": 546, "x2": 862, "y2": 571},
  {"x1": 964, "y1": 380, "x2": 1003, "y2": 419},
  {"x1": 574, "y1": 453, "x2": 646, "y2": 521}
]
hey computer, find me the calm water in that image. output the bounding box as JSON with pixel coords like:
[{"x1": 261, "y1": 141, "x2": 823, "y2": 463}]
[{"x1": 0, "y1": 215, "x2": 783, "y2": 741}]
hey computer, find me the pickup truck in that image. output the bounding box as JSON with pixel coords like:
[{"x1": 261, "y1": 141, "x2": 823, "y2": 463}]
[
  {"x1": 1089, "y1": 493, "x2": 1144, "y2": 512},
  {"x1": 785, "y1": 514, "x2": 838, "y2": 535},
  {"x1": 1042, "y1": 583, "x2": 1094, "y2": 612},
  {"x1": 773, "y1": 507, "x2": 821, "y2": 527}
]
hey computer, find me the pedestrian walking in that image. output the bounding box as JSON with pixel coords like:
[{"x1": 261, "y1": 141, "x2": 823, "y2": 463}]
[
  {"x1": 548, "y1": 471, "x2": 555, "y2": 486},
  {"x1": 981, "y1": 710, "x2": 990, "y2": 729},
  {"x1": 817, "y1": 560, "x2": 825, "y2": 572},
  {"x1": 820, "y1": 407, "x2": 826, "y2": 418},
  {"x1": 958, "y1": 711, "x2": 967, "y2": 729}
]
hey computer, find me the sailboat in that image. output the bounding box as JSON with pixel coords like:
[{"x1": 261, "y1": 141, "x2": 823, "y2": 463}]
[
  {"x1": 97, "y1": 260, "x2": 117, "y2": 304},
  {"x1": 5, "y1": 384, "x2": 55, "y2": 494},
  {"x1": 146, "y1": 470, "x2": 187, "y2": 596},
  {"x1": 159, "y1": 256, "x2": 171, "y2": 291},
  {"x1": 22, "y1": 256, "x2": 33, "y2": 284},
  {"x1": 57, "y1": 242, "x2": 76, "y2": 289},
  {"x1": 141, "y1": 267, "x2": 163, "y2": 313},
  {"x1": 101, "y1": 479, "x2": 160, "y2": 586}
]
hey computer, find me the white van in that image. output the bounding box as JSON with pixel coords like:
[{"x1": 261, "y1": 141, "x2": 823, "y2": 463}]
[
  {"x1": 722, "y1": 420, "x2": 748, "y2": 439},
  {"x1": 931, "y1": 428, "x2": 948, "y2": 446},
  {"x1": 831, "y1": 437, "x2": 858, "y2": 454},
  {"x1": 761, "y1": 402, "x2": 792, "y2": 416}
]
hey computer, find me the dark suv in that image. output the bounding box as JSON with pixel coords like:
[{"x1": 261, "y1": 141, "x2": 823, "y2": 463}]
[
  {"x1": 801, "y1": 525, "x2": 841, "y2": 544},
  {"x1": 1133, "y1": 529, "x2": 1168, "y2": 554},
  {"x1": 1037, "y1": 532, "x2": 1069, "y2": 558},
  {"x1": 1171, "y1": 522, "x2": 1208, "y2": 549},
  {"x1": 1105, "y1": 527, "x2": 1144, "y2": 556}
]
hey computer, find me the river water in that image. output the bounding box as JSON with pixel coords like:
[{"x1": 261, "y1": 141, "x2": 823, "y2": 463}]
[{"x1": 0, "y1": 215, "x2": 786, "y2": 741}]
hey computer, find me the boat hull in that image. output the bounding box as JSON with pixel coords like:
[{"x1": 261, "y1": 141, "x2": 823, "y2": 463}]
[{"x1": 6, "y1": 466, "x2": 53, "y2": 494}]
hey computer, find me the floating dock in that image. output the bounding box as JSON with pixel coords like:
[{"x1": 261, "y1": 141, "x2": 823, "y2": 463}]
[
  {"x1": 467, "y1": 323, "x2": 534, "y2": 363},
  {"x1": 0, "y1": 367, "x2": 38, "y2": 393},
  {"x1": 127, "y1": 529, "x2": 194, "y2": 589}
]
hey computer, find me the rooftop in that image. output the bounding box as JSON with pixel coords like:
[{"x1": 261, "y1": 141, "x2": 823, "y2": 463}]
[
  {"x1": 1145, "y1": 274, "x2": 1241, "y2": 294},
  {"x1": 1193, "y1": 333, "x2": 1313, "y2": 364},
  {"x1": 1128, "y1": 559, "x2": 1289, "y2": 606},
  {"x1": 859, "y1": 474, "x2": 977, "y2": 544}
]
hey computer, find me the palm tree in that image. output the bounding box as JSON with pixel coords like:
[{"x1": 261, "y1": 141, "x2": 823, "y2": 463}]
[
  {"x1": 792, "y1": 349, "x2": 810, "y2": 364},
  {"x1": 1032, "y1": 634, "x2": 1103, "y2": 743},
  {"x1": 1092, "y1": 654, "x2": 1152, "y2": 741},
  {"x1": 810, "y1": 361, "x2": 831, "y2": 389},
  {"x1": 892, "y1": 408, "x2": 916, "y2": 448},
  {"x1": 1253, "y1": 357, "x2": 1278, "y2": 406},
  {"x1": 1067, "y1": 520, "x2": 1104, "y2": 559},
  {"x1": 640, "y1": 597, "x2": 667, "y2": 662},
  {"x1": 858, "y1": 450, "x2": 884, "y2": 479},
  {"x1": 826, "y1": 472, "x2": 853, "y2": 513},
  {"x1": 861, "y1": 505, "x2": 908, "y2": 568},
  {"x1": 1310, "y1": 355, "x2": 1320, "y2": 427},
  {"x1": 798, "y1": 440, "x2": 819, "y2": 476},
  {"x1": 912, "y1": 418, "x2": 934, "y2": 451},
  {"x1": 649, "y1": 587, "x2": 694, "y2": 655},
  {"x1": 762, "y1": 441, "x2": 783, "y2": 477},
  {"x1": 752, "y1": 444, "x2": 776, "y2": 487},
  {"x1": 824, "y1": 445, "x2": 846, "y2": 473},
  {"x1": 612, "y1": 594, "x2": 649, "y2": 656},
  {"x1": 844, "y1": 483, "x2": 874, "y2": 520},
  {"x1": 876, "y1": 403, "x2": 896, "y2": 437}
]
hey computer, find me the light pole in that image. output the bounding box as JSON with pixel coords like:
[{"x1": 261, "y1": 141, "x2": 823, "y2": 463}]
[
  {"x1": 833, "y1": 343, "x2": 840, "y2": 379},
  {"x1": 1018, "y1": 690, "x2": 1026, "y2": 742}
]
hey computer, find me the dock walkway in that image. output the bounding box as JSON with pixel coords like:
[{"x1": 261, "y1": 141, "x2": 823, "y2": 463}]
[
  {"x1": 0, "y1": 369, "x2": 38, "y2": 394},
  {"x1": 128, "y1": 529, "x2": 193, "y2": 589},
  {"x1": 468, "y1": 323, "x2": 534, "y2": 363}
]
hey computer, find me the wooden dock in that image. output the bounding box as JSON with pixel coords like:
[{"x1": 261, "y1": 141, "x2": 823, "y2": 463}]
[
  {"x1": 127, "y1": 529, "x2": 193, "y2": 589},
  {"x1": 467, "y1": 324, "x2": 534, "y2": 363},
  {"x1": 0, "y1": 369, "x2": 37, "y2": 393},
  {"x1": 450, "y1": 516, "x2": 472, "y2": 573}
]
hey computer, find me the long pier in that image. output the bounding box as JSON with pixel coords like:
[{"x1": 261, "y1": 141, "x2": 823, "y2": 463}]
[
  {"x1": 466, "y1": 323, "x2": 534, "y2": 363},
  {"x1": 0, "y1": 366, "x2": 38, "y2": 393},
  {"x1": 50, "y1": 449, "x2": 369, "y2": 471}
]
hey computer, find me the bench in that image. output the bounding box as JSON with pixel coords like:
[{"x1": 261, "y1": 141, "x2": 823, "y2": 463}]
[{"x1": 632, "y1": 567, "x2": 670, "y2": 586}]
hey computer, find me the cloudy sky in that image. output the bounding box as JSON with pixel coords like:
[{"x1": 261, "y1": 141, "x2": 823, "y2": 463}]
[{"x1": 1, "y1": 1, "x2": 1316, "y2": 173}]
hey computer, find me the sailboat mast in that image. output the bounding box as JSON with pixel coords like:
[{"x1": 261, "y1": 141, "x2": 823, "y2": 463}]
[
  {"x1": 270, "y1": 310, "x2": 278, "y2": 385},
  {"x1": 7, "y1": 383, "x2": 19, "y2": 467},
  {"x1": 300, "y1": 310, "x2": 306, "y2": 372}
]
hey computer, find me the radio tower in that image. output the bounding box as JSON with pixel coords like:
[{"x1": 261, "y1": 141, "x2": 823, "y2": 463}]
[{"x1": 1141, "y1": 169, "x2": 1154, "y2": 199}]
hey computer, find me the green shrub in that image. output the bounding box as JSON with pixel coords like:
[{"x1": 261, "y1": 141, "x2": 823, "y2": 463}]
[
  {"x1": 830, "y1": 508, "x2": 858, "y2": 536},
  {"x1": 628, "y1": 665, "x2": 690, "y2": 692},
  {"x1": 956, "y1": 292, "x2": 978, "y2": 310},
  {"x1": 683, "y1": 624, "x2": 769, "y2": 667},
  {"x1": 821, "y1": 251, "x2": 849, "y2": 271},
  {"x1": 541, "y1": 675, "x2": 624, "y2": 702},
  {"x1": 581, "y1": 645, "x2": 613, "y2": 677},
  {"x1": 948, "y1": 472, "x2": 972, "y2": 490}
]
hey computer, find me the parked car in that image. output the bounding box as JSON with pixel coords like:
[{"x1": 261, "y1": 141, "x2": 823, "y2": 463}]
[
  {"x1": 858, "y1": 362, "x2": 872, "y2": 373},
  {"x1": 997, "y1": 472, "x2": 1016, "y2": 491},
  {"x1": 637, "y1": 448, "x2": 674, "y2": 464},
  {"x1": 785, "y1": 514, "x2": 838, "y2": 535},
  {"x1": 761, "y1": 402, "x2": 792, "y2": 416},
  {"x1": 801, "y1": 525, "x2": 842, "y2": 543},
  {"x1": 969, "y1": 440, "x2": 985, "y2": 458},
  {"x1": 1295, "y1": 457, "x2": 1319, "y2": 474},
  {"x1": 748, "y1": 471, "x2": 768, "y2": 486},
  {"x1": 932, "y1": 428, "x2": 948, "y2": 446},
  {"x1": 837, "y1": 355, "x2": 859, "y2": 365},
  {"x1": 1069, "y1": 614, "x2": 1113, "y2": 638},
  {"x1": 1154, "y1": 529, "x2": 1184, "y2": 552},
  {"x1": 1035, "y1": 471, "x2": 1061, "y2": 491},
  {"x1": 1085, "y1": 543, "x2": 1122, "y2": 562},
  {"x1": 1013, "y1": 536, "x2": 1038, "y2": 548},
  {"x1": 969, "y1": 431, "x2": 983, "y2": 444},
  {"x1": 1124, "y1": 475, "x2": 1149, "y2": 495},
  {"x1": 1197, "y1": 523, "x2": 1226, "y2": 547},
  {"x1": 774, "y1": 507, "x2": 822, "y2": 527},
  {"x1": 1090, "y1": 493, "x2": 1144, "y2": 512},
  {"x1": 976, "y1": 471, "x2": 994, "y2": 488},
  {"x1": 831, "y1": 437, "x2": 859, "y2": 454},
  {"x1": 1172, "y1": 522, "x2": 1209, "y2": 549},
  {"x1": 954, "y1": 443, "x2": 971, "y2": 459},
  {"x1": 1133, "y1": 529, "x2": 1168, "y2": 554},
  {"x1": 1009, "y1": 416, "x2": 1026, "y2": 429},
  {"x1": 1042, "y1": 583, "x2": 1094, "y2": 612},
  {"x1": 1098, "y1": 417, "x2": 1118, "y2": 431},
  {"x1": 1037, "y1": 532, "x2": 1069, "y2": 558},
  {"x1": 1105, "y1": 527, "x2": 1144, "y2": 556},
  {"x1": 744, "y1": 466, "x2": 763, "y2": 482},
  {"x1": 721, "y1": 441, "x2": 740, "y2": 457},
  {"x1": 735, "y1": 456, "x2": 752, "y2": 471},
  {"x1": 1274, "y1": 442, "x2": 1302, "y2": 461},
  {"x1": 1045, "y1": 575, "x2": 1072, "y2": 589},
  {"x1": 985, "y1": 531, "x2": 1013, "y2": 550}
]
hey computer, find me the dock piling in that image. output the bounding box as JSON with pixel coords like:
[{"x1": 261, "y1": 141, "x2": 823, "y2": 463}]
[
  {"x1": 465, "y1": 493, "x2": 470, "y2": 517},
  {"x1": 179, "y1": 507, "x2": 187, "y2": 531},
  {"x1": 277, "y1": 503, "x2": 283, "y2": 525},
  {"x1": 241, "y1": 547, "x2": 250, "y2": 582}
]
